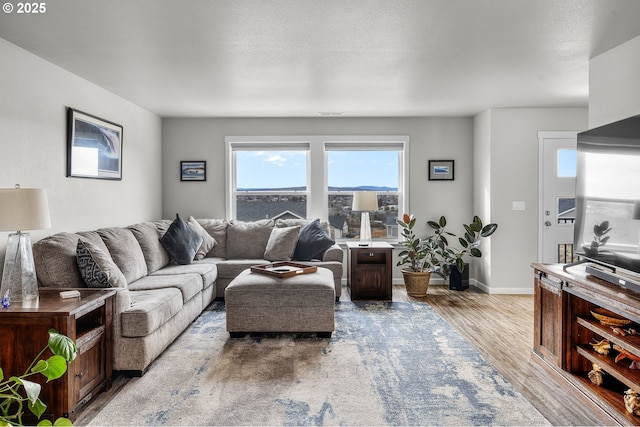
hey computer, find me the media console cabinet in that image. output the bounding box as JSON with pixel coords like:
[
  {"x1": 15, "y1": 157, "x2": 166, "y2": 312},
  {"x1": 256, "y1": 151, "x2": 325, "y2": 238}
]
[{"x1": 533, "y1": 263, "x2": 640, "y2": 425}]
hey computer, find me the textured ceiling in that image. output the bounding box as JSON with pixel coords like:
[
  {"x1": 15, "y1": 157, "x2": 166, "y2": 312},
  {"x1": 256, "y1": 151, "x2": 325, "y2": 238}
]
[{"x1": 1, "y1": 0, "x2": 640, "y2": 117}]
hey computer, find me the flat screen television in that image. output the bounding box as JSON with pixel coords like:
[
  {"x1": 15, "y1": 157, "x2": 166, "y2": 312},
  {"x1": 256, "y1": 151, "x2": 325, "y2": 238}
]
[{"x1": 573, "y1": 114, "x2": 640, "y2": 288}]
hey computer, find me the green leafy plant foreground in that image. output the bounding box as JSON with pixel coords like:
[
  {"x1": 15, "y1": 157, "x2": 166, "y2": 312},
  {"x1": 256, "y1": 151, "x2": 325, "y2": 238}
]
[{"x1": 0, "y1": 329, "x2": 77, "y2": 426}]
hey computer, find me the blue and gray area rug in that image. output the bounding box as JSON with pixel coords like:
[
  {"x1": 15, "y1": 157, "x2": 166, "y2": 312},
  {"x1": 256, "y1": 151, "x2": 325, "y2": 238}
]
[{"x1": 89, "y1": 301, "x2": 549, "y2": 426}]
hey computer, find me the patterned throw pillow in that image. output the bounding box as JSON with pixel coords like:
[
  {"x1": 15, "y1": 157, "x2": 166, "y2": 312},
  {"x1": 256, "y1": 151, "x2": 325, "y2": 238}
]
[{"x1": 76, "y1": 239, "x2": 127, "y2": 288}]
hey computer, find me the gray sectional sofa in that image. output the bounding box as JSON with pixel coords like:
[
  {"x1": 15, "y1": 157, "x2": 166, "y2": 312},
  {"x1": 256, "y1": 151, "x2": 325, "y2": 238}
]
[{"x1": 32, "y1": 217, "x2": 343, "y2": 375}]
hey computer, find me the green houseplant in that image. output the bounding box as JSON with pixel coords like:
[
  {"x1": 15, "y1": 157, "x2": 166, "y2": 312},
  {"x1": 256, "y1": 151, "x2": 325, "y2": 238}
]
[
  {"x1": 397, "y1": 213, "x2": 440, "y2": 296},
  {"x1": 427, "y1": 215, "x2": 498, "y2": 290},
  {"x1": 0, "y1": 329, "x2": 77, "y2": 426}
]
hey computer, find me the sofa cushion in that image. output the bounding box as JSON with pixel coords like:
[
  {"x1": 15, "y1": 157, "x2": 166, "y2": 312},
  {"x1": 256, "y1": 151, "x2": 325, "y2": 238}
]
[
  {"x1": 216, "y1": 260, "x2": 269, "y2": 279},
  {"x1": 187, "y1": 216, "x2": 216, "y2": 260},
  {"x1": 226, "y1": 219, "x2": 274, "y2": 259},
  {"x1": 33, "y1": 231, "x2": 108, "y2": 288},
  {"x1": 276, "y1": 218, "x2": 333, "y2": 237},
  {"x1": 264, "y1": 225, "x2": 300, "y2": 261},
  {"x1": 128, "y1": 221, "x2": 170, "y2": 273},
  {"x1": 98, "y1": 227, "x2": 148, "y2": 284},
  {"x1": 150, "y1": 263, "x2": 217, "y2": 290},
  {"x1": 160, "y1": 214, "x2": 203, "y2": 265},
  {"x1": 196, "y1": 219, "x2": 228, "y2": 259},
  {"x1": 127, "y1": 273, "x2": 203, "y2": 304},
  {"x1": 292, "y1": 219, "x2": 336, "y2": 261},
  {"x1": 121, "y1": 288, "x2": 183, "y2": 337},
  {"x1": 76, "y1": 239, "x2": 127, "y2": 288}
]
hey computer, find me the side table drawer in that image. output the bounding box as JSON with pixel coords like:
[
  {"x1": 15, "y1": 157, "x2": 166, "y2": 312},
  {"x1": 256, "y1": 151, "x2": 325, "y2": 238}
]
[{"x1": 356, "y1": 250, "x2": 387, "y2": 264}]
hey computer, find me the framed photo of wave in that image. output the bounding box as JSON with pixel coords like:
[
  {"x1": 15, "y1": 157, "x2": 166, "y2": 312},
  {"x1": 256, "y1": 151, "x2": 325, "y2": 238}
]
[
  {"x1": 181, "y1": 161, "x2": 207, "y2": 181},
  {"x1": 428, "y1": 160, "x2": 454, "y2": 181},
  {"x1": 67, "y1": 108, "x2": 123, "y2": 180}
]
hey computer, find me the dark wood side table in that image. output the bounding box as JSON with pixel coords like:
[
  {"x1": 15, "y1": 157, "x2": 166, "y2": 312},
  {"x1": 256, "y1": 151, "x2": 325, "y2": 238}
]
[
  {"x1": 347, "y1": 241, "x2": 393, "y2": 300},
  {"x1": 0, "y1": 288, "x2": 115, "y2": 422}
]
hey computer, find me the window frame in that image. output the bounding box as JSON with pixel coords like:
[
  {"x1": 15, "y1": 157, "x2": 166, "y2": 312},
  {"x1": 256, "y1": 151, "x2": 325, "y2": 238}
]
[{"x1": 225, "y1": 135, "x2": 409, "y2": 241}]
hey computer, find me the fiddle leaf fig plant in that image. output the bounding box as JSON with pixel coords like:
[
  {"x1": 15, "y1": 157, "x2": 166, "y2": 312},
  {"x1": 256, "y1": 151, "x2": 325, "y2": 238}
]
[{"x1": 0, "y1": 329, "x2": 77, "y2": 426}]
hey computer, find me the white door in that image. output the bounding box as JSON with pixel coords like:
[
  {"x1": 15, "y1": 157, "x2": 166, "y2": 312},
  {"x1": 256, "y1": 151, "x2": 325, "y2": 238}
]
[{"x1": 538, "y1": 131, "x2": 578, "y2": 264}]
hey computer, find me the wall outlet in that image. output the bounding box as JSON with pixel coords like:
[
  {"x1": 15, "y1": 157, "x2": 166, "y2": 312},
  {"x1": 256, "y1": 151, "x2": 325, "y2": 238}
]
[{"x1": 512, "y1": 201, "x2": 526, "y2": 211}]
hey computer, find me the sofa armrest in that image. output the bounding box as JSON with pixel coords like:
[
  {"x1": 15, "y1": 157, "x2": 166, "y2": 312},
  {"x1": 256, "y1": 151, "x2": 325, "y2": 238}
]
[{"x1": 322, "y1": 243, "x2": 344, "y2": 263}]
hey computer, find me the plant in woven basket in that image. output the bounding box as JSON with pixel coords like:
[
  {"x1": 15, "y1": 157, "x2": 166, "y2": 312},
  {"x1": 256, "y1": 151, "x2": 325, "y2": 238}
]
[
  {"x1": 396, "y1": 213, "x2": 439, "y2": 273},
  {"x1": 0, "y1": 329, "x2": 77, "y2": 426}
]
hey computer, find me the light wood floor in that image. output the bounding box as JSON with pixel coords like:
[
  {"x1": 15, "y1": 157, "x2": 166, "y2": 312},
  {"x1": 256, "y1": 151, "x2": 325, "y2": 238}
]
[{"x1": 76, "y1": 285, "x2": 604, "y2": 426}]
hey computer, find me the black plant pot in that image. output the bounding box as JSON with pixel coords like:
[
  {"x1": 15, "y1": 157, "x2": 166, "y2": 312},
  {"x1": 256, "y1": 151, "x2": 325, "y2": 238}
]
[{"x1": 449, "y1": 263, "x2": 469, "y2": 291}]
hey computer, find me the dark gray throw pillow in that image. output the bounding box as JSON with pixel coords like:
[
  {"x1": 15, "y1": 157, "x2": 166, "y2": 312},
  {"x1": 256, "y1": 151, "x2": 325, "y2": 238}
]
[
  {"x1": 292, "y1": 219, "x2": 335, "y2": 261},
  {"x1": 159, "y1": 214, "x2": 203, "y2": 265}
]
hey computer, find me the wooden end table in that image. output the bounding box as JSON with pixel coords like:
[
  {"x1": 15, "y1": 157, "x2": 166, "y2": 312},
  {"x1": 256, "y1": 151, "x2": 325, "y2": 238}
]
[
  {"x1": 0, "y1": 288, "x2": 115, "y2": 422},
  {"x1": 347, "y1": 241, "x2": 393, "y2": 300}
]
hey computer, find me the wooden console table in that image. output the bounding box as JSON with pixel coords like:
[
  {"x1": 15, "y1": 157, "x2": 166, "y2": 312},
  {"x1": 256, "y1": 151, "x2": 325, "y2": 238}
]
[
  {"x1": 532, "y1": 263, "x2": 640, "y2": 425},
  {"x1": 0, "y1": 288, "x2": 115, "y2": 422}
]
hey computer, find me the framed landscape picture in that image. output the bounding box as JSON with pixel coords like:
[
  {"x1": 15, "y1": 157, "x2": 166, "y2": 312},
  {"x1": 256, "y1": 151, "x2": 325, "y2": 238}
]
[
  {"x1": 181, "y1": 161, "x2": 207, "y2": 181},
  {"x1": 67, "y1": 108, "x2": 123, "y2": 180},
  {"x1": 428, "y1": 160, "x2": 454, "y2": 181}
]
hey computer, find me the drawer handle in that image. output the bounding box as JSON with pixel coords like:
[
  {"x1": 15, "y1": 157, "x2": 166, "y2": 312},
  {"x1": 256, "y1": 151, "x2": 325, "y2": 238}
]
[
  {"x1": 369, "y1": 252, "x2": 374, "y2": 257},
  {"x1": 76, "y1": 372, "x2": 84, "y2": 379}
]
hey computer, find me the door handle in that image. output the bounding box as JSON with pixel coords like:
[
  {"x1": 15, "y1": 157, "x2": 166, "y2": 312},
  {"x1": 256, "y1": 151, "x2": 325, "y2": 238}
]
[{"x1": 545, "y1": 221, "x2": 552, "y2": 227}]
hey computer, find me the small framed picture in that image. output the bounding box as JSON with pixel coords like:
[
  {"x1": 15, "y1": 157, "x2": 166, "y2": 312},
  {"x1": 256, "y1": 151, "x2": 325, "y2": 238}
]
[
  {"x1": 428, "y1": 160, "x2": 454, "y2": 181},
  {"x1": 180, "y1": 161, "x2": 206, "y2": 181}
]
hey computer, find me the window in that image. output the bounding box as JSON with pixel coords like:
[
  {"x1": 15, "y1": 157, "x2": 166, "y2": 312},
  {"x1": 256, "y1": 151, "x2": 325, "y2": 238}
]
[{"x1": 226, "y1": 136, "x2": 408, "y2": 240}]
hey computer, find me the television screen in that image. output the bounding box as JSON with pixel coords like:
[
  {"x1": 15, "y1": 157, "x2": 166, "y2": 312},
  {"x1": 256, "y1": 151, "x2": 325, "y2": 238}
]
[{"x1": 574, "y1": 115, "x2": 640, "y2": 278}]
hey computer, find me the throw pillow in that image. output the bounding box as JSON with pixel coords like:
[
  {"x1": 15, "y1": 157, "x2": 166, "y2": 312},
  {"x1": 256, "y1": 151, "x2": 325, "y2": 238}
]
[
  {"x1": 159, "y1": 214, "x2": 203, "y2": 265},
  {"x1": 187, "y1": 216, "x2": 217, "y2": 260},
  {"x1": 76, "y1": 239, "x2": 127, "y2": 288},
  {"x1": 292, "y1": 219, "x2": 335, "y2": 261},
  {"x1": 264, "y1": 226, "x2": 300, "y2": 261}
]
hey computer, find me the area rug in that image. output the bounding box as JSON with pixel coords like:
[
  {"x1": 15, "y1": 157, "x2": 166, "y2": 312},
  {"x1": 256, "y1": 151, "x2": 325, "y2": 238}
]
[{"x1": 88, "y1": 301, "x2": 549, "y2": 426}]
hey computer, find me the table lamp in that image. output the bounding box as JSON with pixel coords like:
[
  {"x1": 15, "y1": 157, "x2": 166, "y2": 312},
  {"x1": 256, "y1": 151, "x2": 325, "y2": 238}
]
[
  {"x1": 0, "y1": 185, "x2": 51, "y2": 304},
  {"x1": 352, "y1": 191, "x2": 378, "y2": 246}
]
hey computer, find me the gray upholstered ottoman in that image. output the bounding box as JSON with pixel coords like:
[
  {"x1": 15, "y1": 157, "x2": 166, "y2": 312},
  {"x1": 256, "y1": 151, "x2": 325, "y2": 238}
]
[{"x1": 225, "y1": 267, "x2": 335, "y2": 338}]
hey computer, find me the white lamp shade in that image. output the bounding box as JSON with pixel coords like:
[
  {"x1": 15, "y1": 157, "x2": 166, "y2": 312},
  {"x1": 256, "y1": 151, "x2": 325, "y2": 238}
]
[
  {"x1": 0, "y1": 188, "x2": 51, "y2": 232},
  {"x1": 352, "y1": 191, "x2": 378, "y2": 212}
]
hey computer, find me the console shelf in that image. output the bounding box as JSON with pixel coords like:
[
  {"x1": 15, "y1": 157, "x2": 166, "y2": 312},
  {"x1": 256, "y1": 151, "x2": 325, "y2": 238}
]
[{"x1": 533, "y1": 263, "x2": 640, "y2": 425}]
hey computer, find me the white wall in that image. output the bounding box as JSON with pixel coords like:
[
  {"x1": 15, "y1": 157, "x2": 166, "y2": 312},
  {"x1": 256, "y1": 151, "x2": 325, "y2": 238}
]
[
  {"x1": 0, "y1": 39, "x2": 163, "y2": 276},
  {"x1": 475, "y1": 108, "x2": 587, "y2": 293},
  {"x1": 589, "y1": 35, "x2": 640, "y2": 128},
  {"x1": 162, "y1": 116, "x2": 474, "y2": 282}
]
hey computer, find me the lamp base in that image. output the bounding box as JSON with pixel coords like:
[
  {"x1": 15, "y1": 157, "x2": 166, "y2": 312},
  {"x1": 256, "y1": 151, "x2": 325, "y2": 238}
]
[
  {"x1": 359, "y1": 212, "x2": 372, "y2": 246},
  {"x1": 1, "y1": 232, "x2": 39, "y2": 303}
]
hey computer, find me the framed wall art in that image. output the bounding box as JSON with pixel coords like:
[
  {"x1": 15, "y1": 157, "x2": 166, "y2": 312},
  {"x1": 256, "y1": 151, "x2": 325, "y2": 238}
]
[
  {"x1": 181, "y1": 161, "x2": 207, "y2": 181},
  {"x1": 428, "y1": 160, "x2": 454, "y2": 181},
  {"x1": 67, "y1": 108, "x2": 123, "y2": 180}
]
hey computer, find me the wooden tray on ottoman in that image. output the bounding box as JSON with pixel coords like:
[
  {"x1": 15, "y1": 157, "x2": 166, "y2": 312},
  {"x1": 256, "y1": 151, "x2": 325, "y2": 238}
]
[{"x1": 251, "y1": 262, "x2": 318, "y2": 278}]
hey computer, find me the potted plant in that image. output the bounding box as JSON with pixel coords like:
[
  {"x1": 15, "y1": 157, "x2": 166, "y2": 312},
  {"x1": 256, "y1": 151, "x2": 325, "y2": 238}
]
[
  {"x1": 0, "y1": 329, "x2": 77, "y2": 426},
  {"x1": 427, "y1": 215, "x2": 498, "y2": 291},
  {"x1": 396, "y1": 213, "x2": 440, "y2": 296}
]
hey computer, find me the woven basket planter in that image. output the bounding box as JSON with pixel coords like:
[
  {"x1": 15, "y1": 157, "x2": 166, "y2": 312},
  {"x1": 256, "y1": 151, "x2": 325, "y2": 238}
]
[{"x1": 402, "y1": 270, "x2": 431, "y2": 297}]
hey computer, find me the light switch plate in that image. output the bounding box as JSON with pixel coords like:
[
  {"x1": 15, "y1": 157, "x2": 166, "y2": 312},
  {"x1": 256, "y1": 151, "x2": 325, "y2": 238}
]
[{"x1": 512, "y1": 201, "x2": 526, "y2": 211}]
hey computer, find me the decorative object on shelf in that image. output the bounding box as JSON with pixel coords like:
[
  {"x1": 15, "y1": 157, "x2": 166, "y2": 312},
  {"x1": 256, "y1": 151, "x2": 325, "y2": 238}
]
[
  {"x1": 180, "y1": 160, "x2": 207, "y2": 181},
  {"x1": 428, "y1": 159, "x2": 454, "y2": 181},
  {"x1": 352, "y1": 191, "x2": 378, "y2": 246},
  {"x1": 67, "y1": 107, "x2": 123, "y2": 180},
  {"x1": 0, "y1": 329, "x2": 76, "y2": 426},
  {"x1": 588, "y1": 363, "x2": 605, "y2": 386},
  {"x1": 590, "y1": 307, "x2": 632, "y2": 326},
  {"x1": 590, "y1": 338, "x2": 611, "y2": 355},
  {"x1": 582, "y1": 220, "x2": 612, "y2": 257},
  {"x1": 0, "y1": 185, "x2": 51, "y2": 304},
  {"x1": 613, "y1": 344, "x2": 640, "y2": 368},
  {"x1": 624, "y1": 389, "x2": 640, "y2": 416}
]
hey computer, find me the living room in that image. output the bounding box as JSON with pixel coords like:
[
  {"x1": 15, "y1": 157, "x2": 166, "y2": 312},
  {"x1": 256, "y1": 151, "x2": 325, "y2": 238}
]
[{"x1": 1, "y1": 1, "x2": 640, "y2": 425}]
